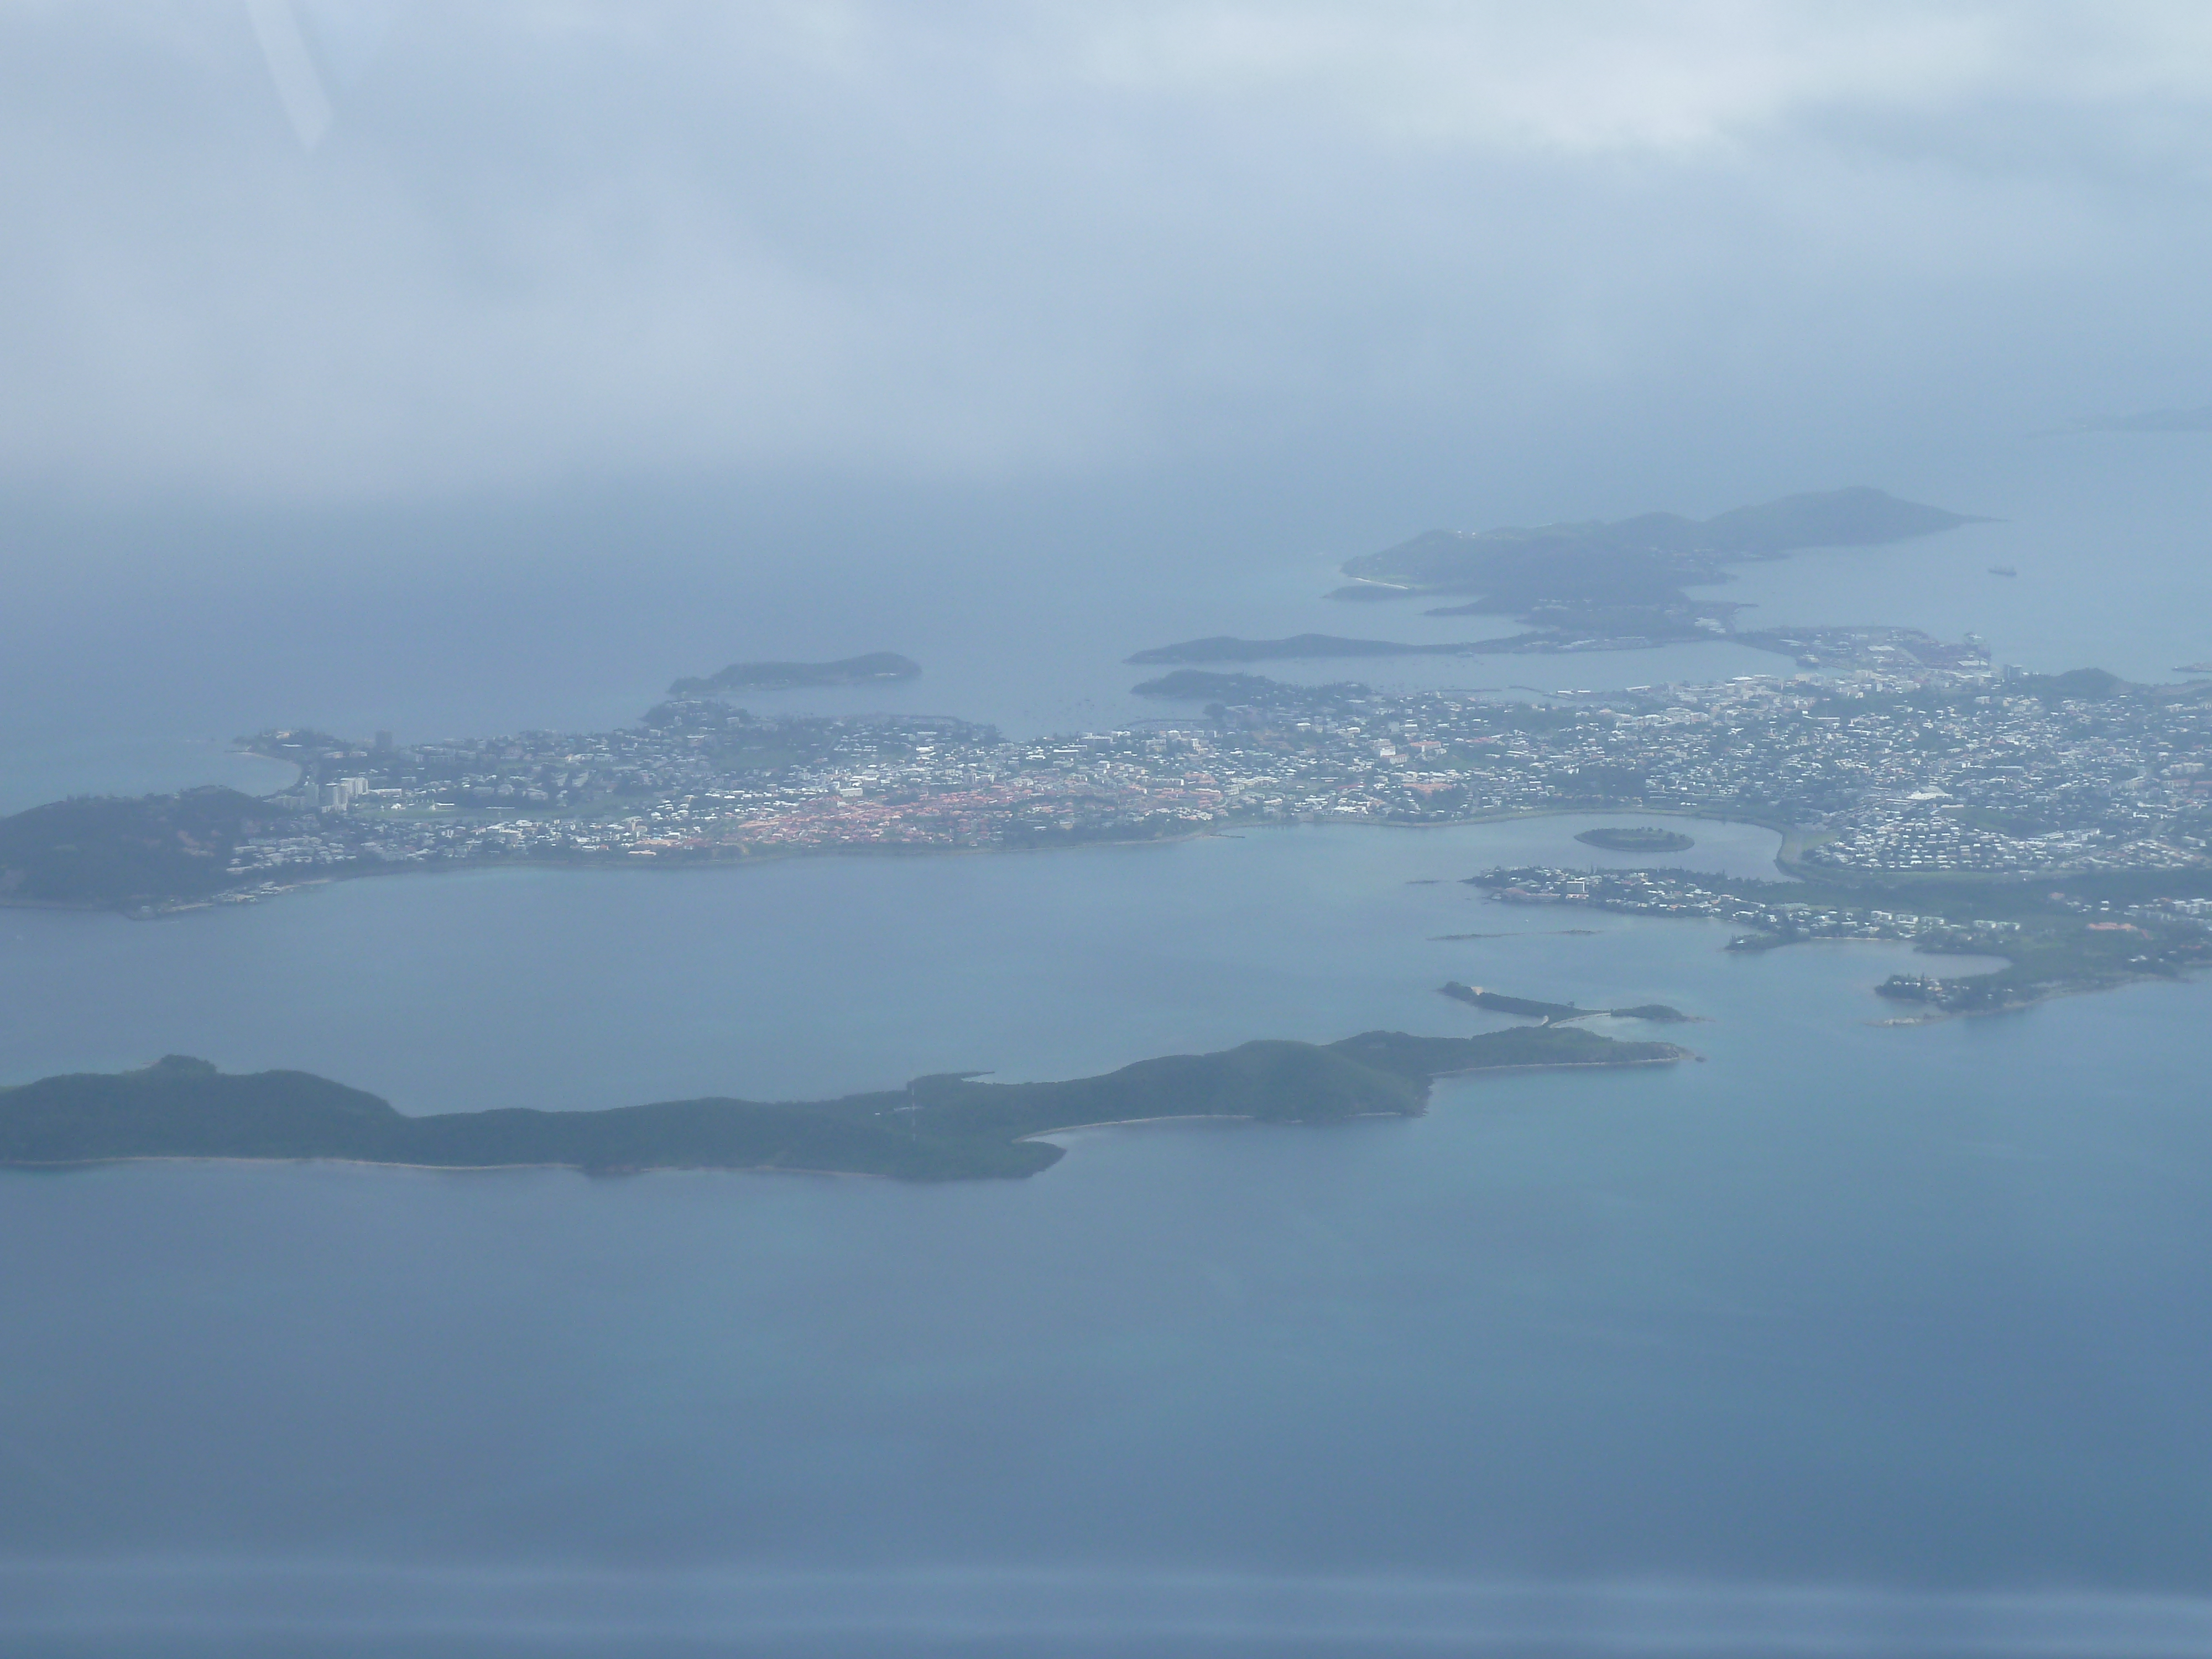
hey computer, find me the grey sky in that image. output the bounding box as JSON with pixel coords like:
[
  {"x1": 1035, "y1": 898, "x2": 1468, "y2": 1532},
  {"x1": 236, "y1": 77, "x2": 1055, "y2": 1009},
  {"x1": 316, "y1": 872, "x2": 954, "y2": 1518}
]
[{"x1": 7, "y1": 2, "x2": 2212, "y2": 502}]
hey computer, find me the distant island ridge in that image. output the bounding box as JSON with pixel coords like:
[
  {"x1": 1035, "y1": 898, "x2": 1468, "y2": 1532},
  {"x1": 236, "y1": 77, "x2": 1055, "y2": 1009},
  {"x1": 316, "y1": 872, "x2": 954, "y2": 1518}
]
[
  {"x1": 671, "y1": 653, "x2": 920, "y2": 695},
  {"x1": 1342, "y1": 485, "x2": 1981, "y2": 596},
  {"x1": 1296, "y1": 486, "x2": 1985, "y2": 659},
  {"x1": 0, "y1": 1030, "x2": 1689, "y2": 1181}
]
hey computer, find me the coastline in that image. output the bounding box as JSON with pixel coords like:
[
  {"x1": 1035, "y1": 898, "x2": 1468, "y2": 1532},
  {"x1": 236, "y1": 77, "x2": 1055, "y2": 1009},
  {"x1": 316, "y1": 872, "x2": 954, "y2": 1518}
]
[
  {"x1": 9, "y1": 802, "x2": 1797, "y2": 921},
  {"x1": 0, "y1": 1030, "x2": 1688, "y2": 1181},
  {"x1": 18, "y1": 797, "x2": 2180, "y2": 1024},
  {"x1": 2, "y1": 1056, "x2": 1690, "y2": 1177},
  {"x1": 1863, "y1": 968, "x2": 2185, "y2": 1024}
]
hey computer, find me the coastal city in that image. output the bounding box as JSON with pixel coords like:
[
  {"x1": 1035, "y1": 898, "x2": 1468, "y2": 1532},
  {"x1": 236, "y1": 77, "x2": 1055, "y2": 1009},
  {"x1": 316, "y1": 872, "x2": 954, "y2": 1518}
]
[{"x1": 211, "y1": 643, "x2": 2212, "y2": 898}]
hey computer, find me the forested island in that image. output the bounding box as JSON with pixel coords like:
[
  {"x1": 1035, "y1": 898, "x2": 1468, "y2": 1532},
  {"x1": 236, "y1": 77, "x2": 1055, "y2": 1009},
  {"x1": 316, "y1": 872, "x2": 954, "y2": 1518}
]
[
  {"x1": 670, "y1": 653, "x2": 920, "y2": 695},
  {"x1": 0, "y1": 1029, "x2": 1688, "y2": 1181}
]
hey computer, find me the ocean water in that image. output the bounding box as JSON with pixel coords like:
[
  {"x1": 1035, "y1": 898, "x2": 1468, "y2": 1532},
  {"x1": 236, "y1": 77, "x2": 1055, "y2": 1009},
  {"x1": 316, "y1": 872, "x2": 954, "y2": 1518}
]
[
  {"x1": 3, "y1": 812, "x2": 2211, "y2": 1655},
  {"x1": 6, "y1": 437, "x2": 2212, "y2": 1652},
  {"x1": 0, "y1": 813, "x2": 1791, "y2": 1109}
]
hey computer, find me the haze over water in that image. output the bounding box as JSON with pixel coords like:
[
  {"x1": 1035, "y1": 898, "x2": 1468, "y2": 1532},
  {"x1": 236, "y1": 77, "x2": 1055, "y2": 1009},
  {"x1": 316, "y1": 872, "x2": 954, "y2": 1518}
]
[
  {"x1": 3, "y1": 813, "x2": 2210, "y2": 1655},
  {"x1": 7, "y1": 434, "x2": 2212, "y2": 813},
  {"x1": 7, "y1": 493, "x2": 2212, "y2": 1651}
]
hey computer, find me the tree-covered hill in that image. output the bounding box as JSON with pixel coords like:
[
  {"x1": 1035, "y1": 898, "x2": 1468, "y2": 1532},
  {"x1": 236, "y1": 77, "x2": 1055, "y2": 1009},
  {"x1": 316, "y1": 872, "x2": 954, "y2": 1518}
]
[
  {"x1": 0, "y1": 1028, "x2": 1687, "y2": 1181},
  {"x1": 0, "y1": 787, "x2": 304, "y2": 907}
]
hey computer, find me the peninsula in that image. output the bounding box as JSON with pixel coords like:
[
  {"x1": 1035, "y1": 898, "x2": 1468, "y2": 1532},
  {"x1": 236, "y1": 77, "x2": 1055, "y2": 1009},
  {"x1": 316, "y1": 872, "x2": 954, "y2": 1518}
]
[
  {"x1": 1439, "y1": 983, "x2": 1693, "y2": 1023},
  {"x1": 670, "y1": 653, "x2": 920, "y2": 695},
  {"x1": 0, "y1": 1029, "x2": 1688, "y2": 1181},
  {"x1": 1128, "y1": 634, "x2": 1517, "y2": 666},
  {"x1": 1470, "y1": 866, "x2": 2212, "y2": 1016},
  {"x1": 1129, "y1": 669, "x2": 1365, "y2": 705}
]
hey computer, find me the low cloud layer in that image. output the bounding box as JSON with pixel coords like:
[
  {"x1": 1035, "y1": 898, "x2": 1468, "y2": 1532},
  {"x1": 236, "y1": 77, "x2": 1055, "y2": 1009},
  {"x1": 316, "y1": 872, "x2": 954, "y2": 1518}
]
[{"x1": 7, "y1": 2, "x2": 2212, "y2": 500}]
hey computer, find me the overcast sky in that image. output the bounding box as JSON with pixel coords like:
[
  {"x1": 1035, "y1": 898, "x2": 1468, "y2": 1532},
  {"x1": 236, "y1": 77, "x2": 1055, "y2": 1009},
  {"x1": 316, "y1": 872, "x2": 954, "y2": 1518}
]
[{"x1": 7, "y1": 2, "x2": 2212, "y2": 504}]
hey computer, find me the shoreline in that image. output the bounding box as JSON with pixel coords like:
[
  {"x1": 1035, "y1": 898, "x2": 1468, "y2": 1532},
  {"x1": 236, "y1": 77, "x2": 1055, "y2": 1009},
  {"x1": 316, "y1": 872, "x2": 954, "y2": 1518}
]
[
  {"x1": 10, "y1": 804, "x2": 1800, "y2": 921},
  {"x1": 1, "y1": 1057, "x2": 1689, "y2": 1177},
  {"x1": 15, "y1": 802, "x2": 2181, "y2": 1023},
  {"x1": 1864, "y1": 969, "x2": 2182, "y2": 1025},
  {"x1": 1008, "y1": 1069, "x2": 1683, "y2": 1143}
]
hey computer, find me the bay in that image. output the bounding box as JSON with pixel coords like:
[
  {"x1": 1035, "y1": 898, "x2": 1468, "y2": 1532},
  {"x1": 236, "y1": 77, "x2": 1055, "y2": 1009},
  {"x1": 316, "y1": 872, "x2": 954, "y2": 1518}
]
[{"x1": 0, "y1": 813, "x2": 1786, "y2": 1109}]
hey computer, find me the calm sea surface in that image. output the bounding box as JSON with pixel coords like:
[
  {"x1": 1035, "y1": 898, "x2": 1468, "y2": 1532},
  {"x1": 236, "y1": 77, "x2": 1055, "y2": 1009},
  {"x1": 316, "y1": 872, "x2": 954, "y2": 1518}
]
[
  {"x1": 5, "y1": 440, "x2": 2212, "y2": 1652},
  {"x1": 3, "y1": 817, "x2": 2211, "y2": 1654}
]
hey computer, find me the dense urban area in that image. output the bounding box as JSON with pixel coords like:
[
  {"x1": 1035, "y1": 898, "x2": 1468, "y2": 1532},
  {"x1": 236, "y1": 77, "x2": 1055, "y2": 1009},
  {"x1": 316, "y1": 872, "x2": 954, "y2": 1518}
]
[
  {"x1": 209, "y1": 637, "x2": 2211, "y2": 892},
  {"x1": 7, "y1": 627, "x2": 2212, "y2": 1014}
]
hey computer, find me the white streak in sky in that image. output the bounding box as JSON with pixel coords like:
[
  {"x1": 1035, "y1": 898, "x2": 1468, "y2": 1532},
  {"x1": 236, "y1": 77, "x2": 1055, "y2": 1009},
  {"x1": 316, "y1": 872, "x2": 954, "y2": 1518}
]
[{"x1": 243, "y1": 0, "x2": 333, "y2": 149}]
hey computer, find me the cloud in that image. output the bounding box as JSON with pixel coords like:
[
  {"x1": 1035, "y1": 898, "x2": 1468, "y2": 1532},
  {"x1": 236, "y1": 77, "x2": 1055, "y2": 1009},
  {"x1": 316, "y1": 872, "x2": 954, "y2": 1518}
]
[
  {"x1": 1068, "y1": 2, "x2": 2212, "y2": 153},
  {"x1": 3, "y1": 3, "x2": 2212, "y2": 501},
  {"x1": 1072, "y1": 2, "x2": 1995, "y2": 150}
]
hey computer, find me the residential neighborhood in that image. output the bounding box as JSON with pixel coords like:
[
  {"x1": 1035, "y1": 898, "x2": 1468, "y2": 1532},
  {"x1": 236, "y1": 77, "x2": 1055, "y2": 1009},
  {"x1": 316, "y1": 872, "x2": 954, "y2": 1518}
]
[{"x1": 225, "y1": 651, "x2": 2212, "y2": 895}]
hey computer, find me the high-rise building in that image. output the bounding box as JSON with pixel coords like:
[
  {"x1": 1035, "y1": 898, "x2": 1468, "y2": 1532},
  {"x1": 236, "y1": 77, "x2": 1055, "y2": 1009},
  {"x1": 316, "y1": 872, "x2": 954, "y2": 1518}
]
[{"x1": 320, "y1": 776, "x2": 371, "y2": 811}]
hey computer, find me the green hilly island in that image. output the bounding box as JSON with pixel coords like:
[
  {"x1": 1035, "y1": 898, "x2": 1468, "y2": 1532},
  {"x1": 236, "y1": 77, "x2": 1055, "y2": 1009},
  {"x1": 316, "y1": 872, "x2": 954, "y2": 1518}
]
[
  {"x1": 0, "y1": 787, "x2": 289, "y2": 909},
  {"x1": 0, "y1": 1028, "x2": 1687, "y2": 1181}
]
